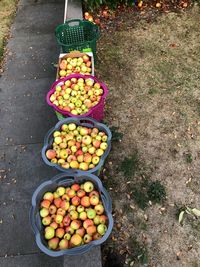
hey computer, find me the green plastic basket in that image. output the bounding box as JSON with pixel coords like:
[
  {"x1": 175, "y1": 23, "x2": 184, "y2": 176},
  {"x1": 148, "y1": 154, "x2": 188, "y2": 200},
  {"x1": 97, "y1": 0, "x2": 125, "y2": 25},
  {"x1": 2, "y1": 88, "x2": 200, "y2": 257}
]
[{"x1": 55, "y1": 19, "x2": 100, "y2": 61}]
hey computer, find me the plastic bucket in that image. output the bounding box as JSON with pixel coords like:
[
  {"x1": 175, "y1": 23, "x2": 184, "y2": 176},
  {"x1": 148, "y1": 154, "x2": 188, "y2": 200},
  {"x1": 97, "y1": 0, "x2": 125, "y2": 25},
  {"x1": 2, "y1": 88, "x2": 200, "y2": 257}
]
[
  {"x1": 41, "y1": 117, "x2": 111, "y2": 176},
  {"x1": 46, "y1": 74, "x2": 108, "y2": 122},
  {"x1": 30, "y1": 172, "x2": 113, "y2": 257}
]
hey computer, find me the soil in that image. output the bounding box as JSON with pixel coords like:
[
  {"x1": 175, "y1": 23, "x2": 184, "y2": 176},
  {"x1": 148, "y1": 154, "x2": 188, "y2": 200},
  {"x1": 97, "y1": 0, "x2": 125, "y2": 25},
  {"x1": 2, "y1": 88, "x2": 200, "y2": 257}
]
[{"x1": 96, "y1": 4, "x2": 200, "y2": 267}]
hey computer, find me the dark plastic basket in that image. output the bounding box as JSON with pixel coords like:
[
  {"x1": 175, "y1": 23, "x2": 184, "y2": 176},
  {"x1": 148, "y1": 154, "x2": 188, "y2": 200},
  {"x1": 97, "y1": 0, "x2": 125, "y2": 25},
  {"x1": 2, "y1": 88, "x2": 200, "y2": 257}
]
[
  {"x1": 30, "y1": 172, "x2": 113, "y2": 257},
  {"x1": 55, "y1": 19, "x2": 100, "y2": 61},
  {"x1": 41, "y1": 117, "x2": 112, "y2": 176},
  {"x1": 46, "y1": 74, "x2": 108, "y2": 122}
]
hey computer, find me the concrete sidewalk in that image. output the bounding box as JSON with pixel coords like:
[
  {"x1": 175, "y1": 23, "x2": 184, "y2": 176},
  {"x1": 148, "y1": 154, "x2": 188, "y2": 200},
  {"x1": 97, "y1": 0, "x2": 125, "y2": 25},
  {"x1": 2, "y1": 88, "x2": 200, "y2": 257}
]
[{"x1": 0, "y1": 0, "x2": 101, "y2": 266}]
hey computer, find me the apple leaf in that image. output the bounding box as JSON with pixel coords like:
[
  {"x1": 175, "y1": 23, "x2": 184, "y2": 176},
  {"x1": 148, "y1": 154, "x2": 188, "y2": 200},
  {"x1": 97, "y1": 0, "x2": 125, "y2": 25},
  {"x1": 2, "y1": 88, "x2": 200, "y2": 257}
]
[
  {"x1": 178, "y1": 210, "x2": 185, "y2": 225},
  {"x1": 191, "y1": 208, "x2": 200, "y2": 217}
]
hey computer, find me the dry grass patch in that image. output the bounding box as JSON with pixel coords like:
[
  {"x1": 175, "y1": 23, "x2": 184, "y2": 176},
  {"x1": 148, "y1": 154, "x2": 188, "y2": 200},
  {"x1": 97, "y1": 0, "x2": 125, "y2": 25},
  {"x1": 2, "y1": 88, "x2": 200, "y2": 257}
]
[{"x1": 0, "y1": 0, "x2": 18, "y2": 62}]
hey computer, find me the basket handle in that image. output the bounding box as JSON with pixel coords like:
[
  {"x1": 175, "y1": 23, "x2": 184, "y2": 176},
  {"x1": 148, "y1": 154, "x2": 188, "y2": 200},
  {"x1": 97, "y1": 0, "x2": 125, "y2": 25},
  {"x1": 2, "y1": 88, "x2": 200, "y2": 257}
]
[
  {"x1": 79, "y1": 117, "x2": 97, "y2": 128},
  {"x1": 65, "y1": 19, "x2": 82, "y2": 26},
  {"x1": 51, "y1": 173, "x2": 75, "y2": 185}
]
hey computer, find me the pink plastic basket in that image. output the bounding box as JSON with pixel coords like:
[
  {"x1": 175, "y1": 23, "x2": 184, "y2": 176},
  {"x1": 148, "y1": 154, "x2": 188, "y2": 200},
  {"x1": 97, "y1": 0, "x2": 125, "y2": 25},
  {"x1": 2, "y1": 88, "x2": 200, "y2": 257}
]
[{"x1": 46, "y1": 74, "x2": 108, "y2": 121}]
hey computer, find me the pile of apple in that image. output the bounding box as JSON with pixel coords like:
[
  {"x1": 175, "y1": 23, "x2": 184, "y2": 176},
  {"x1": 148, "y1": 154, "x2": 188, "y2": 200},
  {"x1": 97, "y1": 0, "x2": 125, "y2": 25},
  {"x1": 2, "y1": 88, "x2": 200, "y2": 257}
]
[
  {"x1": 58, "y1": 55, "x2": 92, "y2": 78},
  {"x1": 49, "y1": 77, "x2": 104, "y2": 115},
  {"x1": 40, "y1": 181, "x2": 108, "y2": 250},
  {"x1": 45, "y1": 122, "x2": 108, "y2": 170}
]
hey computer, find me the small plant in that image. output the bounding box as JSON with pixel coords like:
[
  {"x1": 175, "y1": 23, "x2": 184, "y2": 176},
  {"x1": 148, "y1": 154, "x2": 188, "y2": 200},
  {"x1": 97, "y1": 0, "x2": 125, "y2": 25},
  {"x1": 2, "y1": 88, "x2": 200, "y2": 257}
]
[
  {"x1": 110, "y1": 126, "x2": 123, "y2": 142},
  {"x1": 185, "y1": 152, "x2": 193, "y2": 163},
  {"x1": 130, "y1": 179, "x2": 166, "y2": 209},
  {"x1": 147, "y1": 181, "x2": 166, "y2": 203},
  {"x1": 132, "y1": 186, "x2": 149, "y2": 210},
  {"x1": 120, "y1": 151, "x2": 139, "y2": 178}
]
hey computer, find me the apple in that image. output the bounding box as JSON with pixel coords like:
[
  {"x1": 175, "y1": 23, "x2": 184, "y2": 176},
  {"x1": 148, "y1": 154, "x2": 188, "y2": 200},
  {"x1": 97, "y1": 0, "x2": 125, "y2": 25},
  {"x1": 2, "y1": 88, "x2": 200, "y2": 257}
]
[
  {"x1": 62, "y1": 162, "x2": 70, "y2": 169},
  {"x1": 90, "y1": 195, "x2": 99, "y2": 206},
  {"x1": 70, "y1": 220, "x2": 81, "y2": 230},
  {"x1": 45, "y1": 226, "x2": 55, "y2": 240},
  {"x1": 42, "y1": 216, "x2": 51, "y2": 226},
  {"x1": 93, "y1": 232, "x2": 102, "y2": 240},
  {"x1": 46, "y1": 150, "x2": 57, "y2": 160},
  {"x1": 94, "y1": 204, "x2": 104, "y2": 215},
  {"x1": 59, "y1": 239, "x2": 69, "y2": 250},
  {"x1": 76, "y1": 227, "x2": 85, "y2": 237},
  {"x1": 77, "y1": 205, "x2": 85, "y2": 213},
  {"x1": 69, "y1": 210, "x2": 78, "y2": 220},
  {"x1": 82, "y1": 135, "x2": 92, "y2": 145},
  {"x1": 71, "y1": 234, "x2": 82, "y2": 247},
  {"x1": 92, "y1": 156, "x2": 100, "y2": 165},
  {"x1": 79, "y1": 162, "x2": 89, "y2": 171},
  {"x1": 71, "y1": 184, "x2": 80, "y2": 191},
  {"x1": 54, "y1": 198, "x2": 62, "y2": 208},
  {"x1": 81, "y1": 196, "x2": 90, "y2": 207},
  {"x1": 57, "y1": 187, "x2": 66, "y2": 196},
  {"x1": 48, "y1": 237, "x2": 59, "y2": 250},
  {"x1": 89, "y1": 190, "x2": 100, "y2": 198},
  {"x1": 57, "y1": 208, "x2": 66, "y2": 217},
  {"x1": 55, "y1": 214, "x2": 63, "y2": 224},
  {"x1": 40, "y1": 208, "x2": 49, "y2": 218},
  {"x1": 56, "y1": 228, "x2": 65, "y2": 238},
  {"x1": 83, "y1": 181, "x2": 94, "y2": 193},
  {"x1": 94, "y1": 215, "x2": 100, "y2": 225},
  {"x1": 41, "y1": 200, "x2": 51, "y2": 209},
  {"x1": 87, "y1": 209, "x2": 96, "y2": 219},
  {"x1": 53, "y1": 131, "x2": 61, "y2": 137},
  {"x1": 99, "y1": 215, "x2": 107, "y2": 224},
  {"x1": 96, "y1": 149, "x2": 104, "y2": 157},
  {"x1": 88, "y1": 146, "x2": 96, "y2": 154},
  {"x1": 68, "y1": 123, "x2": 76, "y2": 131},
  {"x1": 63, "y1": 215, "x2": 71, "y2": 227},
  {"x1": 97, "y1": 224, "x2": 107, "y2": 236},
  {"x1": 77, "y1": 189, "x2": 86, "y2": 198},
  {"x1": 83, "y1": 153, "x2": 92, "y2": 163},
  {"x1": 100, "y1": 142, "x2": 108, "y2": 150},
  {"x1": 80, "y1": 127, "x2": 89, "y2": 136},
  {"x1": 62, "y1": 194, "x2": 70, "y2": 201},
  {"x1": 83, "y1": 219, "x2": 94, "y2": 229},
  {"x1": 65, "y1": 226, "x2": 74, "y2": 235},
  {"x1": 54, "y1": 136, "x2": 62, "y2": 145},
  {"x1": 83, "y1": 234, "x2": 92, "y2": 244},
  {"x1": 64, "y1": 233, "x2": 71, "y2": 241},
  {"x1": 79, "y1": 211, "x2": 87, "y2": 221},
  {"x1": 87, "y1": 225, "x2": 97, "y2": 235},
  {"x1": 50, "y1": 222, "x2": 58, "y2": 229},
  {"x1": 59, "y1": 149, "x2": 68, "y2": 159},
  {"x1": 68, "y1": 205, "x2": 76, "y2": 212},
  {"x1": 60, "y1": 200, "x2": 70, "y2": 211},
  {"x1": 70, "y1": 161, "x2": 79, "y2": 169},
  {"x1": 67, "y1": 189, "x2": 76, "y2": 198},
  {"x1": 43, "y1": 192, "x2": 54, "y2": 202},
  {"x1": 71, "y1": 196, "x2": 81, "y2": 206},
  {"x1": 77, "y1": 154, "x2": 84, "y2": 163},
  {"x1": 92, "y1": 140, "x2": 101, "y2": 148}
]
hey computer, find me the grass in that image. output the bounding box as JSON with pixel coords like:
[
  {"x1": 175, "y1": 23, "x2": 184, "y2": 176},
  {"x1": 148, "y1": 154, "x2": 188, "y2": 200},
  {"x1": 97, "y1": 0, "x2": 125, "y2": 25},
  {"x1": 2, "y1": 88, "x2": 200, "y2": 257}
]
[
  {"x1": 128, "y1": 239, "x2": 148, "y2": 265},
  {"x1": 131, "y1": 179, "x2": 166, "y2": 209},
  {"x1": 120, "y1": 151, "x2": 140, "y2": 178},
  {"x1": 185, "y1": 152, "x2": 193, "y2": 163},
  {"x1": 98, "y1": 5, "x2": 200, "y2": 267},
  {"x1": 0, "y1": 0, "x2": 18, "y2": 62}
]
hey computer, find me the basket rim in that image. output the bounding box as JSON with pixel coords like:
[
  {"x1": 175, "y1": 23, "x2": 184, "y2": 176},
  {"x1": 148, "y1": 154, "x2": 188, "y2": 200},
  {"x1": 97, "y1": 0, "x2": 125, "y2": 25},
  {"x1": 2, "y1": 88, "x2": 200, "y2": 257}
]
[{"x1": 46, "y1": 74, "x2": 108, "y2": 117}]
